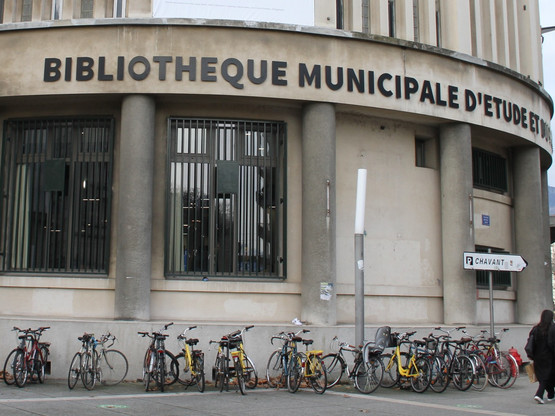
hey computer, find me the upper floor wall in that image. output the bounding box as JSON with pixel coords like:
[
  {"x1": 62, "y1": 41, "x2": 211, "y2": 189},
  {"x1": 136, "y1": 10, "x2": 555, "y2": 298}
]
[{"x1": 0, "y1": 0, "x2": 545, "y2": 85}]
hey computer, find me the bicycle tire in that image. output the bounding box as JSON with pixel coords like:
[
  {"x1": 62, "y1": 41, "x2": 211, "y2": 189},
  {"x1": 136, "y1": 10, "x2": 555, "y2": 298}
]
[
  {"x1": 451, "y1": 355, "x2": 474, "y2": 391},
  {"x1": 39, "y1": 344, "x2": 49, "y2": 383},
  {"x1": 354, "y1": 356, "x2": 383, "y2": 394},
  {"x1": 410, "y1": 356, "x2": 432, "y2": 393},
  {"x1": 194, "y1": 354, "x2": 205, "y2": 392},
  {"x1": 164, "y1": 351, "x2": 179, "y2": 386},
  {"x1": 99, "y1": 350, "x2": 128, "y2": 386},
  {"x1": 234, "y1": 356, "x2": 246, "y2": 395},
  {"x1": 33, "y1": 351, "x2": 45, "y2": 384},
  {"x1": 429, "y1": 355, "x2": 449, "y2": 393},
  {"x1": 488, "y1": 353, "x2": 514, "y2": 389},
  {"x1": 3, "y1": 349, "x2": 19, "y2": 386},
  {"x1": 82, "y1": 350, "x2": 98, "y2": 391},
  {"x1": 174, "y1": 352, "x2": 191, "y2": 386},
  {"x1": 308, "y1": 356, "x2": 327, "y2": 394},
  {"x1": 13, "y1": 349, "x2": 28, "y2": 388},
  {"x1": 143, "y1": 349, "x2": 153, "y2": 391},
  {"x1": 470, "y1": 353, "x2": 488, "y2": 391},
  {"x1": 68, "y1": 352, "x2": 82, "y2": 390},
  {"x1": 266, "y1": 350, "x2": 285, "y2": 388},
  {"x1": 380, "y1": 353, "x2": 400, "y2": 388},
  {"x1": 500, "y1": 352, "x2": 518, "y2": 389},
  {"x1": 287, "y1": 353, "x2": 303, "y2": 393},
  {"x1": 157, "y1": 351, "x2": 166, "y2": 392},
  {"x1": 322, "y1": 353, "x2": 345, "y2": 388},
  {"x1": 216, "y1": 355, "x2": 227, "y2": 392},
  {"x1": 243, "y1": 355, "x2": 258, "y2": 389}
]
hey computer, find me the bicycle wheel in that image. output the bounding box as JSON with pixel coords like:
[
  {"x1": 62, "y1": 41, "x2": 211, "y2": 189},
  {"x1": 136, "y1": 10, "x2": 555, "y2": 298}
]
[
  {"x1": 33, "y1": 351, "x2": 45, "y2": 384},
  {"x1": 470, "y1": 353, "x2": 488, "y2": 391},
  {"x1": 99, "y1": 350, "x2": 128, "y2": 386},
  {"x1": 354, "y1": 356, "x2": 383, "y2": 394},
  {"x1": 308, "y1": 356, "x2": 327, "y2": 394},
  {"x1": 410, "y1": 356, "x2": 432, "y2": 393},
  {"x1": 82, "y1": 350, "x2": 98, "y2": 391},
  {"x1": 157, "y1": 352, "x2": 166, "y2": 392},
  {"x1": 143, "y1": 349, "x2": 153, "y2": 391},
  {"x1": 39, "y1": 345, "x2": 49, "y2": 383},
  {"x1": 287, "y1": 353, "x2": 303, "y2": 393},
  {"x1": 216, "y1": 355, "x2": 227, "y2": 393},
  {"x1": 429, "y1": 356, "x2": 450, "y2": 393},
  {"x1": 266, "y1": 350, "x2": 285, "y2": 388},
  {"x1": 68, "y1": 352, "x2": 81, "y2": 389},
  {"x1": 174, "y1": 352, "x2": 192, "y2": 386},
  {"x1": 13, "y1": 350, "x2": 28, "y2": 388},
  {"x1": 194, "y1": 354, "x2": 205, "y2": 392},
  {"x1": 3, "y1": 349, "x2": 19, "y2": 386},
  {"x1": 488, "y1": 353, "x2": 514, "y2": 388},
  {"x1": 243, "y1": 355, "x2": 258, "y2": 389},
  {"x1": 164, "y1": 351, "x2": 179, "y2": 386},
  {"x1": 500, "y1": 352, "x2": 518, "y2": 389},
  {"x1": 322, "y1": 353, "x2": 345, "y2": 388},
  {"x1": 451, "y1": 355, "x2": 475, "y2": 391},
  {"x1": 234, "y1": 356, "x2": 246, "y2": 395},
  {"x1": 380, "y1": 353, "x2": 400, "y2": 388}
]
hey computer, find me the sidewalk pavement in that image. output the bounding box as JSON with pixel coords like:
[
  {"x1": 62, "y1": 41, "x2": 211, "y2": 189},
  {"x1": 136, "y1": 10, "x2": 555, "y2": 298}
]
[{"x1": 0, "y1": 374, "x2": 552, "y2": 416}]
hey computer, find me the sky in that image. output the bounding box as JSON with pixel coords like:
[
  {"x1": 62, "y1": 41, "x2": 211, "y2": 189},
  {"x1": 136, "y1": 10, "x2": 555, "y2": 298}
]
[{"x1": 540, "y1": 0, "x2": 555, "y2": 185}]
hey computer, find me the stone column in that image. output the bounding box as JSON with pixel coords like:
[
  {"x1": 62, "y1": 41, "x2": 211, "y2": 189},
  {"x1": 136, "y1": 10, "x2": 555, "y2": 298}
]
[
  {"x1": 115, "y1": 95, "x2": 155, "y2": 321},
  {"x1": 514, "y1": 147, "x2": 552, "y2": 323},
  {"x1": 440, "y1": 124, "x2": 476, "y2": 324},
  {"x1": 301, "y1": 102, "x2": 337, "y2": 326}
]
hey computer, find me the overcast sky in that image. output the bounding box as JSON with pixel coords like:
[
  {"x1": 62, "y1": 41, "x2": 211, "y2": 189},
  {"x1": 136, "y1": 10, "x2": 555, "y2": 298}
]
[{"x1": 540, "y1": 0, "x2": 555, "y2": 185}]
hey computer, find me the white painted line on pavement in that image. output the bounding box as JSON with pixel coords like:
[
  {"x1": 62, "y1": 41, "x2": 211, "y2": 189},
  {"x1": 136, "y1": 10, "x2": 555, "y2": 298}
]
[{"x1": 326, "y1": 390, "x2": 526, "y2": 416}]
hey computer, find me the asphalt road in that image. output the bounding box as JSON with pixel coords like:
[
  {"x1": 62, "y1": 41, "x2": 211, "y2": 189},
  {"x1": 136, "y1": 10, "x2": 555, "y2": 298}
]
[{"x1": 0, "y1": 374, "x2": 551, "y2": 416}]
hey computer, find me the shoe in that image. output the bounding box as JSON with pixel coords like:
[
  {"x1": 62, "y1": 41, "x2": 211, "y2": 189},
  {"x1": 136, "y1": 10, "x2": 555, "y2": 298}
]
[
  {"x1": 547, "y1": 397, "x2": 555, "y2": 402},
  {"x1": 535, "y1": 396, "x2": 544, "y2": 404}
]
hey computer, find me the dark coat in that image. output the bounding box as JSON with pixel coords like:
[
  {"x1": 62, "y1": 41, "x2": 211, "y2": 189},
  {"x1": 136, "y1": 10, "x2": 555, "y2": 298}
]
[{"x1": 529, "y1": 324, "x2": 555, "y2": 382}]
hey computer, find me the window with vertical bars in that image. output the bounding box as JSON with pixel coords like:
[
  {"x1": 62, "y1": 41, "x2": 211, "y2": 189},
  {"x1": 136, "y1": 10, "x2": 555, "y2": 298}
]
[
  {"x1": 475, "y1": 246, "x2": 511, "y2": 288},
  {"x1": 472, "y1": 148, "x2": 508, "y2": 193},
  {"x1": 21, "y1": 0, "x2": 32, "y2": 21},
  {"x1": 166, "y1": 118, "x2": 286, "y2": 279},
  {"x1": 0, "y1": 117, "x2": 114, "y2": 273},
  {"x1": 81, "y1": 0, "x2": 94, "y2": 18}
]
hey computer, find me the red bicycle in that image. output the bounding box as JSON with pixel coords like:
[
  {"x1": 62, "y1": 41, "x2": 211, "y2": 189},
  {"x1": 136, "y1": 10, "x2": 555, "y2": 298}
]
[{"x1": 3, "y1": 326, "x2": 50, "y2": 387}]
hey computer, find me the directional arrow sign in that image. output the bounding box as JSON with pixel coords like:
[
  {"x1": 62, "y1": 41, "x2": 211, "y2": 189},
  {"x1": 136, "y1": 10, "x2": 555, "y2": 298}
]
[{"x1": 463, "y1": 252, "x2": 528, "y2": 272}]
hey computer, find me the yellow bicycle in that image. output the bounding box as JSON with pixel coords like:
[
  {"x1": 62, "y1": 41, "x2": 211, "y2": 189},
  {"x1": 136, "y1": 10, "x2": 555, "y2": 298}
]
[
  {"x1": 174, "y1": 326, "x2": 205, "y2": 392},
  {"x1": 287, "y1": 338, "x2": 327, "y2": 394},
  {"x1": 381, "y1": 331, "x2": 432, "y2": 393}
]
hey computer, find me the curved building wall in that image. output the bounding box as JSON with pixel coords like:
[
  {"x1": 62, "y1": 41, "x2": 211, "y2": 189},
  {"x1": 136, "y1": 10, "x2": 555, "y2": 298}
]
[{"x1": 0, "y1": 1, "x2": 552, "y2": 334}]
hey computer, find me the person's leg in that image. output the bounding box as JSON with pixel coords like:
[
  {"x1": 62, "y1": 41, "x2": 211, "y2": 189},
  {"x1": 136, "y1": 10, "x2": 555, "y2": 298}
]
[{"x1": 535, "y1": 379, "x2": 547, "y2": 403}]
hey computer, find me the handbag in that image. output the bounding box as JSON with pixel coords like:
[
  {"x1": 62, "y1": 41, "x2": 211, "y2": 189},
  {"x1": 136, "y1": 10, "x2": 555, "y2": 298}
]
[
  {"x1": 525, "y1": 362, "x2": 537, "y2": 383},
  {"x1": 525, "y1": 331, "x2": 535, "y2": 359}
]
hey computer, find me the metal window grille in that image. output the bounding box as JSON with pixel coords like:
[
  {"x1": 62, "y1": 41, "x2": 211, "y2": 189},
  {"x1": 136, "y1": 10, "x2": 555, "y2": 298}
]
[
  {"x1": 475, "y1": 247, "x2": 511, "y2": 288},
  {"x1": 166, "y1": 118, "x2": 285, "y2": 279},
  {"x1": 0, "y1": 117, "x2": 114, "y2": 273},
  {"x1": 21, "y1": 0, "x2": 32, "y2": 21},
  {"x1": 388, "y1": 0, "x2": 396, "y2": 37},
  {"x1": 81, "y1": 0, "x2": 94, "y2": 18},
  {"x1": 472, "y1": 148, "x2": 508, "y2": 193}
]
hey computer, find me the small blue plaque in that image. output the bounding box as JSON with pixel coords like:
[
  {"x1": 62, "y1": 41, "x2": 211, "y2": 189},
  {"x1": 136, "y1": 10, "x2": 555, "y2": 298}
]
[{"x1": 482, "y1": 215, "x2": 490, "y2": 226}]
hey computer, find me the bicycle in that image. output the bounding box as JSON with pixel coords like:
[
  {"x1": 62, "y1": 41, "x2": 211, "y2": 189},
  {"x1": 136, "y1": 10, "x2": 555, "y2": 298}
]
[
  {"x1": 138, "y1": 322, "x2": 178, "y2": 392},
  {"x1": 287, "y1": 338, "x2": 327, "y2": 394},
  {"x1": 472, "y1": 328, "x2": 518, "y2": 389},
  {"x1": 433, "y1": 327, "x2": 476, "y2": 392},
  {"x1": 380, "y1": 331, "x2": 432, "y2": 393},
  {"x1": 3, "y1": 326, "x2": 50, "y2": 387},
  {"x1": 173, "y1": 326, "x2": 205, "y2": 392},
  {"x1": 68, "y1": 332, "x2": 128, "y2": 390},
  {"x1": 266, "y1": 329, "x2": 310, "y2": 388},
  {"x1": 323, "y1": 333, "x2": 384, "y2": 394},
  {"x1": 210, "y1": 326, "x2": 258, "y2": 395}
]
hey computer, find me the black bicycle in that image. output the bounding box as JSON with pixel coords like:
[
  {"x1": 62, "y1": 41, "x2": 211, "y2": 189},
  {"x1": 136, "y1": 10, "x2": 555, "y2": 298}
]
[{"x1": 138, "y1": 322, "x2": 178, "y2": 392}]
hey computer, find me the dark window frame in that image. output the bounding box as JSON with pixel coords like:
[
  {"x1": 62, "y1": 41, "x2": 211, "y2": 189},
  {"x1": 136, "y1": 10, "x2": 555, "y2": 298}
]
[
  {"x1": 0, "y1": 117, "x2": 115, "y2": 274},
  {"x1": 472, "y1": 148, "x2": 508, "y2": 193},
  {"x1": 165, "y1": 118, "x2": 286, "y2": 280}
]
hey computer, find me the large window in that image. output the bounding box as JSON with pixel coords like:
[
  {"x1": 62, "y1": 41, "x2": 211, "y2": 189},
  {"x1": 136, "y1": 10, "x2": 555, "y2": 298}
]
[
  {"x1": 475, "y1": 246, "x2": 511, "y2": 289},
  {"x1": 472, "y1": 148, "x2": 508, "y2": 193},
  {"x1": 0, "y1": 117, "x2": 114, "y2": 273},
  {"x1": 166, "y1": 118, "x2": 285, "y2": 279}
]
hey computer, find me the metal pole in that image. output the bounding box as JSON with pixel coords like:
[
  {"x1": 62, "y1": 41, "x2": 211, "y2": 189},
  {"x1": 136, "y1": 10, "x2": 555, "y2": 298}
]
[
  {"x1": 355, "y1": 169, "x2": 367, "y2": 346},
  {"x1": 488, "y1": 248, "x2": 495, "y2": 337}
]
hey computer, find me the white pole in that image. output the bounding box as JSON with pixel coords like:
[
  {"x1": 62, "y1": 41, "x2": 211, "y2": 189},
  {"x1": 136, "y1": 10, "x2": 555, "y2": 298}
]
[{"x1": 354, "y1": 169, "x2": 367, "y2": 346}]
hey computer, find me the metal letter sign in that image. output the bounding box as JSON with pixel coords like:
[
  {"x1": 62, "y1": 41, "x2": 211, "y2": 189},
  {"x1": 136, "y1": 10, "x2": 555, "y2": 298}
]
[{"x1": 463, "y1": 252, "x2": 527, "y2": 272}]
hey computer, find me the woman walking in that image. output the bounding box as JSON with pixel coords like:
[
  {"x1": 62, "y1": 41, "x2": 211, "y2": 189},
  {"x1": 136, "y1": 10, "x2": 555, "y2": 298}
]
[{"x1": 526, "y1": 309, "x2": 555, "y2": 404}]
